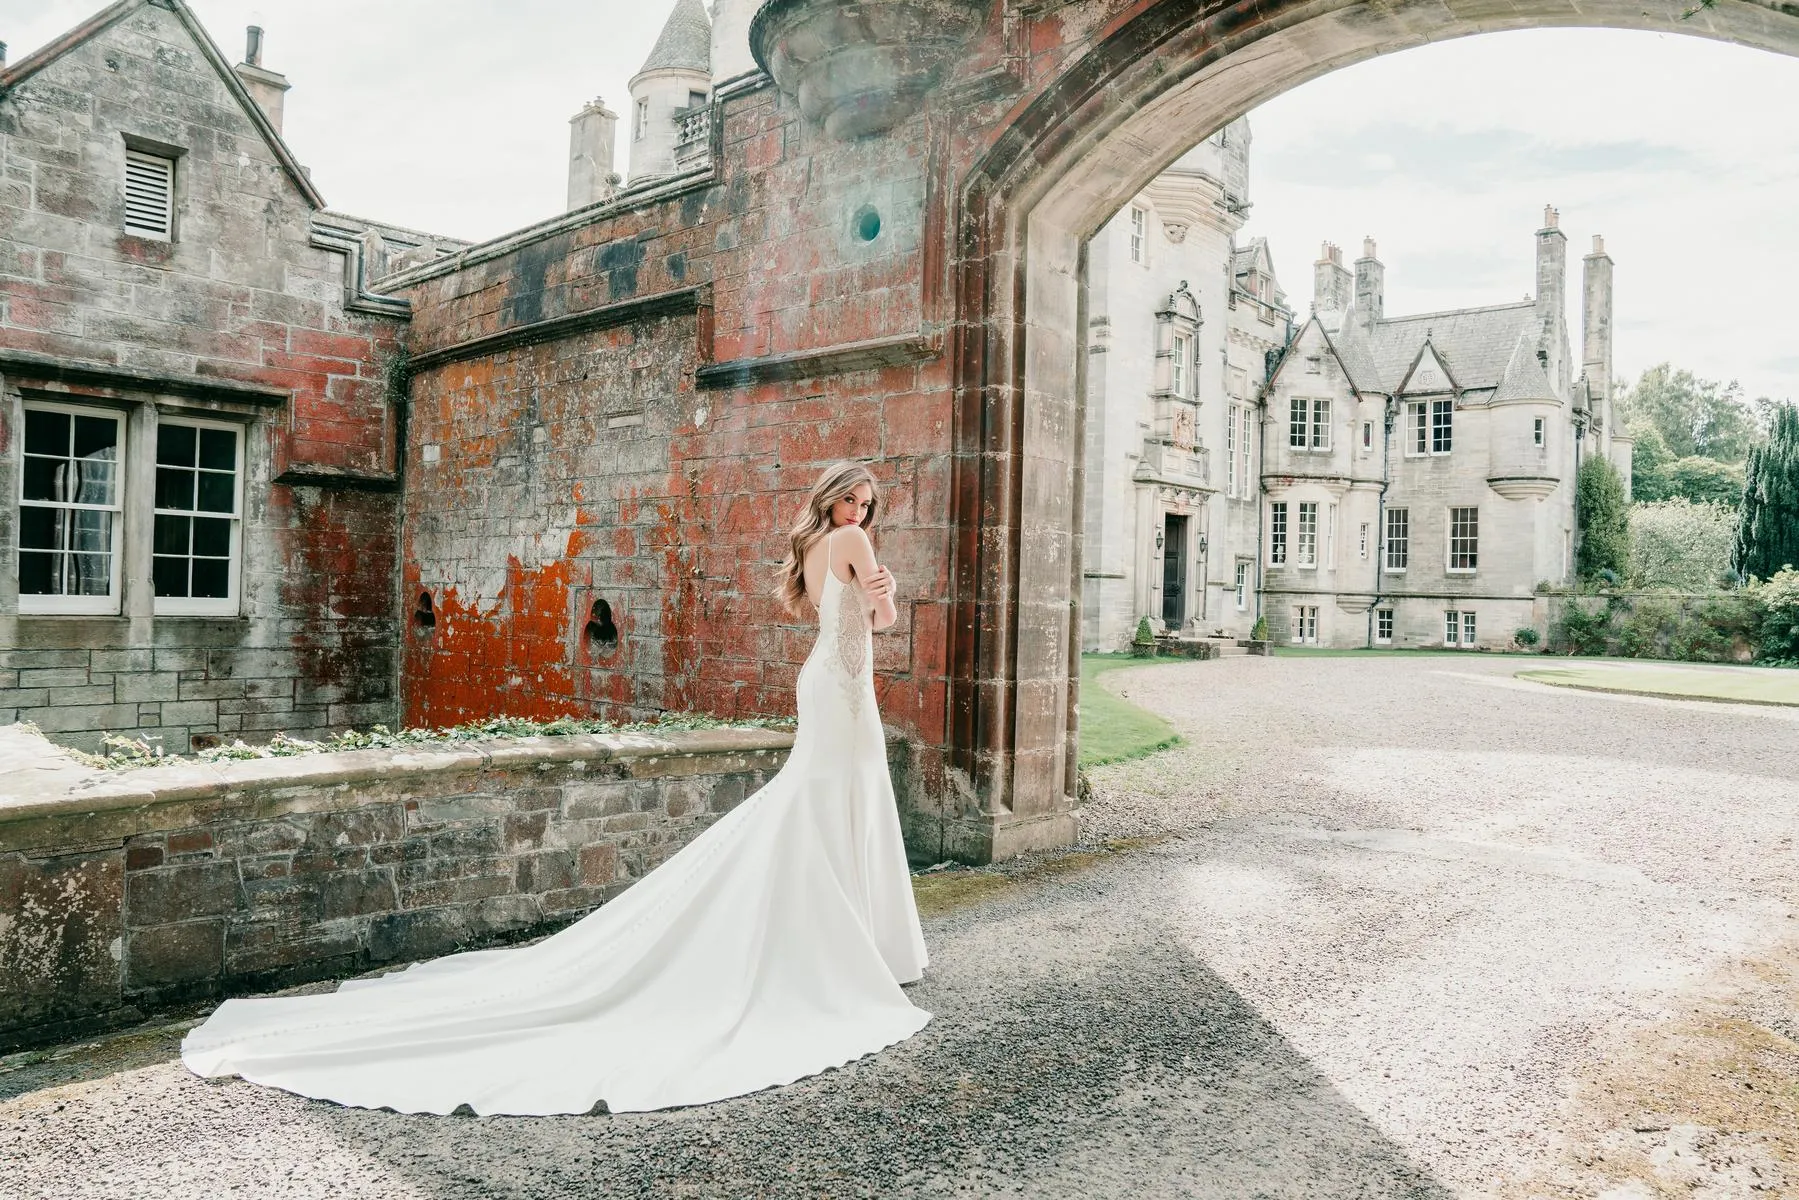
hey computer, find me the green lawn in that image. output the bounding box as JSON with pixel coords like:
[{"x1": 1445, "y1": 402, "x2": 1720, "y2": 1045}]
[
  {"x1": 1273, "y1": 646, "x2": 1536, "y2": 658},
  {"x1": 1078, "y1": 653, "x2": 1183, "y2": 768},
  {"x1": 1517, "y1": 663, "x2": 1799, "y2": 707}
]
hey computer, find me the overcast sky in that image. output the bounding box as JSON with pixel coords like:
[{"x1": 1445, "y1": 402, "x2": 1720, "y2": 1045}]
[{"x1": 5, "y1": 3, "x2": 1795, "y2": 403}]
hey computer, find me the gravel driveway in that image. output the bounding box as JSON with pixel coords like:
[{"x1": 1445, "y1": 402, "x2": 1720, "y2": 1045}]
[{"x1": 4, "y1": 655, "x2": 1796, "y2": 1199}]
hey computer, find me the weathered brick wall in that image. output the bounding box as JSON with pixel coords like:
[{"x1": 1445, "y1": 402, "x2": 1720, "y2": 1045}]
[
  {"x1": 0, "y1": 2, "x2": 408, "y2": 751},
  {"x1": 0, "y1": 722, "x2": 799, "y2": 1050}
]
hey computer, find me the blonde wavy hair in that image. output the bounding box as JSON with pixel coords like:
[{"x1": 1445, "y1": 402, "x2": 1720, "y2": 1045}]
[{"x1": 775, "y1": 461, "x2": 881, "y2": 615}]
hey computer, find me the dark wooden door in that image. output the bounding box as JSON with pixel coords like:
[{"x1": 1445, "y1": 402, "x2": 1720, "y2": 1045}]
[{"x1": 1161, "y1": 514, "x2": 1187, "y2": 627}]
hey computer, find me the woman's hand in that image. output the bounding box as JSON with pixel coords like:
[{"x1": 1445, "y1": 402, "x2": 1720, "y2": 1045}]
[{"x1": 863, "y1": 565, "x2": 896, "y2": 603}]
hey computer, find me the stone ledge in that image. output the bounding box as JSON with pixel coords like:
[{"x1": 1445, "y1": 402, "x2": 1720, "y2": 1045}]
[{"x1": 0, "y1": 723, "x2": 796, "y2": 855}]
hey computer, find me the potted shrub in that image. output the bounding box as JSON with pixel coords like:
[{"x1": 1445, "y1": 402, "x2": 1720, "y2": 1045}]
[{"x1": 1130, "y1": 616, "x2": 1157, "y2": 658}]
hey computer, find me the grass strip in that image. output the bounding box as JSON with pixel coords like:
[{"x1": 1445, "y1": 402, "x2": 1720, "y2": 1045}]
[
  {"x1": 1078, "y1": 653, "x2": 1184, "y2": 768},
  {"x1": 1517, "y1": 664, "x2": 1799, "y2": 707}
]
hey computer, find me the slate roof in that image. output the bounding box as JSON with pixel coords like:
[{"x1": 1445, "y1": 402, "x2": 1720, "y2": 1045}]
[
  {"x1": 1333, "y1": 301, "x2": 1540, "y2": 395},
  {"x1": 638, "y1": 0, "x2": 712, "y2": 75}
]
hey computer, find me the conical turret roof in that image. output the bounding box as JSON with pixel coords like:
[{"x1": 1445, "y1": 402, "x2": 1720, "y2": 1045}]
[
  {"x1": 636, "y1": 0, "x2": 712, "y2": 76},
  {"x1": 1492, "y1": 332, "x2": 1558, "y2": 403}
]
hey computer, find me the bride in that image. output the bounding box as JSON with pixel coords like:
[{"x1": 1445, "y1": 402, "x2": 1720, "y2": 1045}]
[{"x1": 182, "y1": 461, "x2": 931, "y2": 1115}]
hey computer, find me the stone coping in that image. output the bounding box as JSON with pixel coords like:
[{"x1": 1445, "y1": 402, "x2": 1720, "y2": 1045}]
[{"x1": 0, "y1": 723, "x2": 798, "y2": 855}]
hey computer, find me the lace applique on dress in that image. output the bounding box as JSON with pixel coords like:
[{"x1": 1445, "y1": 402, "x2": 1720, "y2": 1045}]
[{"x1": 834, "y1": 576, "x2": 869, "y2": 716}]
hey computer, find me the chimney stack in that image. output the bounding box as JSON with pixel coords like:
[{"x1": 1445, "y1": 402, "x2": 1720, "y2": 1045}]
[
  {"x1": 233, "y1": 26, "x2": 291, "y2": 133},
  {"x1": 1352, "y1": 236, "x2": 1384, "y2": 330},
  {"x1": 1312, "y1": 241, "x2": 1353, "y2": 331},
  {"x1": 1583, "y1": 232, "x2": 1615, "y2": 434},
  {"x1": 567, "y1": 97, "x2": 620, "y2": 210}
]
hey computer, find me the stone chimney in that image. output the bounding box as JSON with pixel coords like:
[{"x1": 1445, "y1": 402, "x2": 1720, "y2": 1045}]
[
  {"x1": 1583, "y1": 232, "x2": 1614, "y2": 432},
  {"x1": 1312, "y1": 240, "x2": 1353, "y2": 330},
  {"x1": 232, "y1": 26, "x2": 291, "y2": 134},
  {"x1": 1535, "y1": 204, "x2": 1566, "y2": 337},
  {"x1": 1352, "y1": 236, "x2": 1384, "y2": 331},
  {"x1": 567, "y1": 98, "x2": 621, "y2": 211}
]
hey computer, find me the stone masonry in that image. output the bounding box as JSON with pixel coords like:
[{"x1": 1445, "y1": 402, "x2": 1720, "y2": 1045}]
[{"x1": 0, "y1": 721, "x2": 801, "y2": 1050}]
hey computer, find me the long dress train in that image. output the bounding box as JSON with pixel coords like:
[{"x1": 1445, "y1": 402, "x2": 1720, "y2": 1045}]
[{"x1": 180, "y1": 550, "x2": 930, "y2": 1115}]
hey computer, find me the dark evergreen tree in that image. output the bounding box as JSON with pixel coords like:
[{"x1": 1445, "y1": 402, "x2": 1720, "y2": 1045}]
[
  {"x1": 1732, "y1": 402, "x2": 1799, "y2": 582},
  {"x1": 1576, "y1": 456, "x2": 1630, "y2": 582}
]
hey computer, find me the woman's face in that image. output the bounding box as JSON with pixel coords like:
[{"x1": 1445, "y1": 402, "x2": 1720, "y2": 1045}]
[{"x1": 827, "y1": 482, "x2": 874, "y2": 529}]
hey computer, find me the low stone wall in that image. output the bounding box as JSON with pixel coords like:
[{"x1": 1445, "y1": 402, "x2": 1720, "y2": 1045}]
[{"x1": 0, "y1": 722, "x2": 799, "y2": 1051}]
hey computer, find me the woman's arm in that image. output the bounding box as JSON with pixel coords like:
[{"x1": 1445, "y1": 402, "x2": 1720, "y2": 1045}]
[{"x1": 833, "y1": 526, "x2": 899, "y2": 632}]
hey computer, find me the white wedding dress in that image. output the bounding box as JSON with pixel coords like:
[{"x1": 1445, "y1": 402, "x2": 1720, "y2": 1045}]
[{"x1": 181, "y1": 542, "x2": 930, "y2": 1115}]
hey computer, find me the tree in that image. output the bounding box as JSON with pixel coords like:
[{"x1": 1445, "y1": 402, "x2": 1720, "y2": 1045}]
[
  {"x1": 1577, "y1": 456, "x2": 1631, "y2": 582},
  {"x1": 1625, "y1": 364, "x2": 1760, "y2": 464},
  {"x1": 1665, "y1": 456, "x2": 1745, "y2": 507},
  {"x1": 1631, "y1": 426, "x2": 1675, "y2": 503},
  {"x1": 1732, "y1": 401, "x2": 1799, "y2": 582},
  {"x1": 1628, "y1": 499, "x2": 1737, "y2": 591}
]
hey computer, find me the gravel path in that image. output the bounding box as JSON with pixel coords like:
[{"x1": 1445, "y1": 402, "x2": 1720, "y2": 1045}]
[{"x1": 4, "y1": 655, "x2": 1796, "y2": 1199}]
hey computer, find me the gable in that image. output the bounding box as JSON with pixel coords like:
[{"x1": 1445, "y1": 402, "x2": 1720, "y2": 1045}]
[
  {"x1": 1399, "y1": 342, "x2": 1456, "y2": 395},
  {"x1": 0, "y1": 0, "x2": 324, "y2": 210}
]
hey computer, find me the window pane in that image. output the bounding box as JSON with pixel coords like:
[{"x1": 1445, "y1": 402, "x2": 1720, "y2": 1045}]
[
  {"x1": 24, "y1": 410, "x2": 70, "y2": 456},
  {"x1": 19, "y1": 505, "x2": 61, "y2": 550},
  {"x1": 156, "y1": 466, "x2": 196, "y2": 510},
  {"x1": 19, "y1": 551, "x2": 59, "y2": 594},
  {"x1": 196, "y1": 470, "x2": 234, "y2": 513},
  {"x1": 153, "y1": 555, "x2": 190, "y2": 597},
  {"x1": 199, "y1": 427, "x2": 236, "y2": 470},
  {"x1": 22, "y1": 456, "x2": 64, "y2": 503},
  {"x1": 157, "y1": 422, "x2": 197, "y2": 467},
  {"x1": 74, "y1": 456, "x2": 118, "y2": 506},
  {"x1": 191, "y1": 557, "x2": 230, "y2": 598},
  {"x1": 70, "y1": 552, "x2": 112, "y2": 595},
  {"x1": 73, "y1": 416, "x2": 119, "y2": 462},
  {"x1": 192, "y1": 516, "x2": 231, "y2": 556},
  {"x1": 154, "y1": 514, "x2": 191, "y2": 556},
  {"x1": 71, "y1": 507, "x2": 112, "y2": 552}
]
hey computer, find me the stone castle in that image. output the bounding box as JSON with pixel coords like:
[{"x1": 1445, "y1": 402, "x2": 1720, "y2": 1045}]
[{"x1": 1, "y1": 0, "x2": 1758, "y2": 872}]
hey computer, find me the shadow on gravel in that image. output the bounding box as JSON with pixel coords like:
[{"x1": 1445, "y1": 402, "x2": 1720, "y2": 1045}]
[{"x1": 255, "y1": 931, "x2": 1451, "y2": 1199}]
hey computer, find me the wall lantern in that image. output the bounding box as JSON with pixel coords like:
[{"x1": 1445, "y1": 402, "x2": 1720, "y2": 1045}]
[
  {"x1": 1155, "y1": 530, "x2": 1164, "y2": 552},
  {"x1": 1197, "y1": 534, "x2": 1209, "y2": 556}
]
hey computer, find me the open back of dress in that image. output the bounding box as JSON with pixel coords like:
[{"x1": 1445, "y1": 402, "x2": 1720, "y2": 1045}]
[{"x1": 181, "y1": 540, "x2": 930, "y2": 1115}]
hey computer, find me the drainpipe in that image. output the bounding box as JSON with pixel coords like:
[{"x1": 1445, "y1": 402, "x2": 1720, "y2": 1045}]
[
  {"x1": 1254, "y1": 395, "x2": 1268, "y2": 628},
  {"x1": 1367, "y1": 394, "x2": 1395, "y2": 647},
  {"x1": 1570, "y1": 409, "x2": 1586, "y2": 581}
]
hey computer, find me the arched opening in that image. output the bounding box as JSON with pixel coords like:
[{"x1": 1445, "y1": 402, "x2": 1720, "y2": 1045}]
[
  {"x1": 585, "y1": 597, "x2": 620, "y2": 656},
  {"x1": 412, "y1": 590, "x2": 436, "y2": 632},
  {"x1": 947, "y1": 0, "x2": 1799, "y2": 859}
]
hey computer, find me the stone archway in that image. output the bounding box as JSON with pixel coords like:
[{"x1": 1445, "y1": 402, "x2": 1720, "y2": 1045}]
[{"x1": 935, "y1": 0, "x2": 1799, "y2": 860}]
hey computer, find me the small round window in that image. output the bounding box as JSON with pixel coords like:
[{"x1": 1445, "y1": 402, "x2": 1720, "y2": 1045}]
[{"x1": 853, "y1": 206, "x2": 882, "y2": 244}]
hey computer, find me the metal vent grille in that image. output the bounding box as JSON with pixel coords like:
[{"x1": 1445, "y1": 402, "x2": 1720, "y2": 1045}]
[{"x1": 123, "y1": 150, "x2": 174, "y2": 238}]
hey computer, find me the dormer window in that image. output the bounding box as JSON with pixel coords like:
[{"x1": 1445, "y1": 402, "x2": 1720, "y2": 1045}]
[{"x1": 123, "y1": 149, "x2": 175, "y2": 239}]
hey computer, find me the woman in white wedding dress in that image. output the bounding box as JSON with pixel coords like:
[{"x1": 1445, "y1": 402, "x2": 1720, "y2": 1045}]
[{"x1": 182, "y1": 461, "x2": 930, "y2": 1115}]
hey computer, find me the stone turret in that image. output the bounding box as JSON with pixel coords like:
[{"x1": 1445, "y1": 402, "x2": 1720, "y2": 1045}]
[
  {"x1": 1487, "y1": 333, "x2": 1562, "y2": 501},
  {"x1": 566, "y1": 98, "x2": 619, "y2": 211},
  {"x1": 232, "y1": 26, "x2": 290, "y2": 134},
  {"x1": 628, "y1": 0, "x2": 713, "y2": 183}
]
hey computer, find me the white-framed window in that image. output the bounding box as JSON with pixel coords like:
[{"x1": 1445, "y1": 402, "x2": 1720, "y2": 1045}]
[
  {"x1": 1408, "y1": 401, "x2": 1428, "y2": 455},
  {"x1": 1359, "y1": 521, "x2": 1370, "y2": 560},
  {"x1": 1296, "y1": 502, "x2": 1318, "y2": 568},
  {"x1": 1289, "y1": 396, "x2": 1308, "y2": 449},
  {"x1": 1171, "y1": 333, "x2": 1189, "y2": 398},
  {"x1": 1464, "y1": 610, "x2": 1477, "y2": 645},
  {"x1": 1376, "y1": 608, "x2": 1394, "y2": 644},
  {"x1": 1432, "y1": 398, "x2": 1454, "y2": 454},
  {"x1": 152, "y1": 417, "x2": 243, "y2": 615},
  {"x1": 19, "y1": 402, "x2": 125, "y2": 614},
  {"x1": 1129, "y1": 207, "x2": 1146, "y2": 264},
  {"x1": 1326, "y1": 503, "x2": 1338, "y2": 569},
  {"x1": 1533, "y1": 416, "x2": 1546, "y2": 447},
  {"x1": 1310, "y1": 398, "x2": 1332, "y2": 450},
  {"x1": 1444, "y1": 610, "x2": 1461, "y2": 646},
  {"x1": 1238, "y1": 407, "x2": 1251, "y2": 498},
  {"x1": 635, "y1": 98, "x2": 649, "y2": 141},
  {"x1": 1448, "y1": 505, "x2": 1478, "y2": 573},
  {"x1": 1269, "y1": 502, "x2": 1287, "y2": 566},
  {"x1": 124, "y1": 149, "x2": 175, "y2": 240},
  {"x1": 1385, "y1": 507, "x2": 1409, "y2": 572},
  {"x1": 1234, "y1": 562, "x2": 1248, "y2": 610},
  {"x1": 1291, "y1": 605, "x2": 1318, "y2": 644},
  {"x1": 1362, "y1": 420, "x2": 1373, "y2": 452},
  {"x1": 1225, "y1": 405, "x2": 1239, "y2": 496}
]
